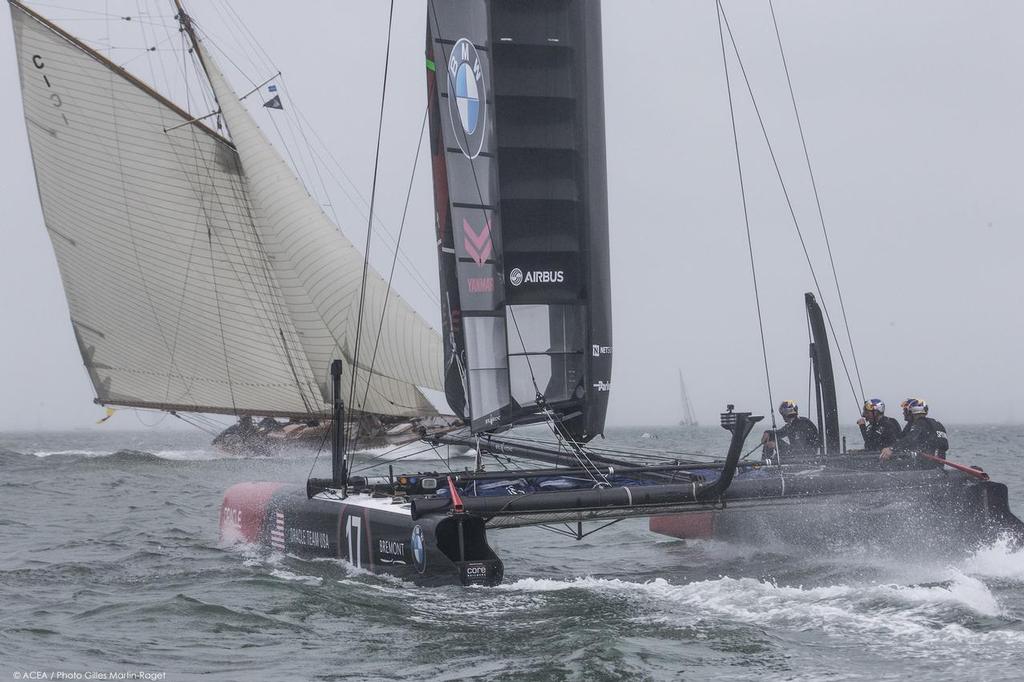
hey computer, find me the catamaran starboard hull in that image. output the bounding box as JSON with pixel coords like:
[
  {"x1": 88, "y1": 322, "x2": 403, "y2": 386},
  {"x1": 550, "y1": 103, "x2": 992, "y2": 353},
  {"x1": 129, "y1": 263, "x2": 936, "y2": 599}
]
[{"x1": 649, "y1": 466, "x2": 1024, "y2": 554}]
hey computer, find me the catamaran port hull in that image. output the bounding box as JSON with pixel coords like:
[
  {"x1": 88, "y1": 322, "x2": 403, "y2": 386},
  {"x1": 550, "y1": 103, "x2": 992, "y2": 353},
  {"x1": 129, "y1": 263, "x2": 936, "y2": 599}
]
[
  {"x1": 649, "y1": 468, "x2": 1024, "y2": 554},
  {"x1": 220, "y1": 482, "x2": 504, "y2": 587}
]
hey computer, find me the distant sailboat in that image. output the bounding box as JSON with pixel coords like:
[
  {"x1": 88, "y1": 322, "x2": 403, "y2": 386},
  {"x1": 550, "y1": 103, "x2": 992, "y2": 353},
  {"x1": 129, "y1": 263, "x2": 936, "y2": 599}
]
[{"x1": 678, "y1": 369, "x2": 698, "y2": 427}]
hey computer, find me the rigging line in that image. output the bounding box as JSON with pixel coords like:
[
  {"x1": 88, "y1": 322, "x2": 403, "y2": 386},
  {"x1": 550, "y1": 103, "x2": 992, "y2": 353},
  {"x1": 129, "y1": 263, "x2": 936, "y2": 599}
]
[
  {"x1": 285, "y1": 102, "x2": 440, "y2": 305},
  {"x1": 768, "y1": 0, "x2": 864, "y2": 402},
  {"x1": 352, "y1": 107, "x2": 430, "y2": 453},
  {"x1": 139, "y1": 1, "x2": 206, "y2": 405},
  {"x1": 250, "y1": 85, "x2": 324, "y2": 208},
  {"x1": 206, "y1": 0, "x2": 262, "y2": 80},
  {"x1": 305, "y1": 425, "x2": 334, "y2": 484},
  {"x1": 491, "y1": 431, "x2": 712, "y2": 462},
  {"x1": 347, "y1": 0, "x2": 397, "y2": 471},
  {"x1": 181, "y1": 13, "x2": 324, "y2": 412},
  {"x1": 716, "y1": 0, "x2": 776, "y2": 429},
  {"x1": 351, "y1": 442, "x2": 453, "y2": 476},
  {"x1": 172, "y1": 411, "x2": 219, "y2": 435},
  {"x1": 208, "y1": 224, "x2": 239, "y2": 416},
  {"x1": 135, "y1": 0, "x2": 157, "y2": 85},
  {"x1": 277, "y1": 73, "x2": 345, "y2": 232},
  {"x1": 178, "y1": 12, "x2": 244, "y2": 416},
  {"x1": 102, "y1": 45, "x2": 206, "y2": 414},
  {"x1": 222, "y1": 0, "x2": 279, "y2": 78},
  {"x1": 718, "y1": 5, "x2": 860, "y2": 410},
  {"x1": 187, "y1": 16, "x2": 259, "y2": 88},
  {"x1": 224, "y1": 4, "x2": 440, "y2": 307}
]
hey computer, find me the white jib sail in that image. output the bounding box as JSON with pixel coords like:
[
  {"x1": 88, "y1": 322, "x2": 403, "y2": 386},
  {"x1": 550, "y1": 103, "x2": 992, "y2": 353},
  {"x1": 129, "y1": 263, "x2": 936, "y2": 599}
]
[{"x1": 196, "y1": 39, "x2": 445, "y2": 417}]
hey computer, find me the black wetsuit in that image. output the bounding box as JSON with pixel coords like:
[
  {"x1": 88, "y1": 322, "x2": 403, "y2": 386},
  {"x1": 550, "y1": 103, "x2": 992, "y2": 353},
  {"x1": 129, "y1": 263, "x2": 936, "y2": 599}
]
[
  {"x1": 771, "y1": 416, "x2": 821, "y2": 457},
  {"x1": 859, "y1": 415, "x2": 902, "y2": 451},
  {"x1": 892, "y1": 417, "x2": 949, "y2": 462}
]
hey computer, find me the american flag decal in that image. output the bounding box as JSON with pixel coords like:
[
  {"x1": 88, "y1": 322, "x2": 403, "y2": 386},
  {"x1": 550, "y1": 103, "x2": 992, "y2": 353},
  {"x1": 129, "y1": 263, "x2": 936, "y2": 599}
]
[{"x1": 271, "y1": 510, "x2": 285, "y2": 551}]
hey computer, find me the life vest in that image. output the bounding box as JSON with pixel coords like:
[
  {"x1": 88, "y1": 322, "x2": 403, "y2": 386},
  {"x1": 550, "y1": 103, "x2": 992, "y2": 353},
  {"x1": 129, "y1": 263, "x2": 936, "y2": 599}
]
[{"x1": 925, "y1": 418, "x2": 949, "y2": 456}]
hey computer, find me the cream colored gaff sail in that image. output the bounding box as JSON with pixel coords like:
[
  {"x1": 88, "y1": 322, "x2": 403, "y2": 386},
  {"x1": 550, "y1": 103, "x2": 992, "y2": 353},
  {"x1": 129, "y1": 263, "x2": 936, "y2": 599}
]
[
  {"x1": 10, "y1": 2, "x2": 322, "y2": 417},
  {"x1": 195, "y1": 41, "x2": 445, "y2": 418},
  {"x1": 10, "y1": 2, "x2": 443, "y2": 419}
]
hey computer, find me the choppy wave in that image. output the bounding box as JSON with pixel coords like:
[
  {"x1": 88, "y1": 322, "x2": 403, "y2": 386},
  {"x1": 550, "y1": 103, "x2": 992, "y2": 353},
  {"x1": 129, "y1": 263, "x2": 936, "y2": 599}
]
[{"x1": 27, "y1": 447, "x2": 220, "y2": 461}]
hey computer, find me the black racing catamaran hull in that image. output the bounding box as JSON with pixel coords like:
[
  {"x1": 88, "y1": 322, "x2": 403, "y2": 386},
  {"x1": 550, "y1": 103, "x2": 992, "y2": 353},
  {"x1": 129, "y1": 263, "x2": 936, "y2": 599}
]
[{"x1": 649, "y1": 463, "x2": 1024, "y2": 553}]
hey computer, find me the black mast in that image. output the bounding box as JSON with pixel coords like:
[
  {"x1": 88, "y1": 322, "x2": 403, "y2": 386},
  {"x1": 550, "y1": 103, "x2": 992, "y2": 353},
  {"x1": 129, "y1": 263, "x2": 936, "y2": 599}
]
[
  {"x1": 330, "y1": 359, "x2": 346, "y2": 487},
  {"x1": 805, "y1": 293, "x2": 840, "y2": 454}
]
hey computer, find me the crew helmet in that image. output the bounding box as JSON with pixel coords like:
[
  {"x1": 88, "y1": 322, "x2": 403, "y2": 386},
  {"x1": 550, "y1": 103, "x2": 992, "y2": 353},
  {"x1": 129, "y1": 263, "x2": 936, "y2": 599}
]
[
  {"x1": 778, "y1": 400, "x2": 799, "y2": 418},
  {"x1": 863, "y1": 398, "x2": 885, "y2": 416},
  {"x1": 905, "y1": 398, "x2": 928, "y2": 416}
]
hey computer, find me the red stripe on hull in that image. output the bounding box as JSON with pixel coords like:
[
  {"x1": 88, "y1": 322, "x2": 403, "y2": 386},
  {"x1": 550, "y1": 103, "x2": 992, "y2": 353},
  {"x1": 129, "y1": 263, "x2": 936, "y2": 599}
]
[
  {"x1": 649, "y1": 512, "x2": 715, "y2": 539},
  {"x1": 220, "y1": 481, "x2": 284, "y2": 544}
]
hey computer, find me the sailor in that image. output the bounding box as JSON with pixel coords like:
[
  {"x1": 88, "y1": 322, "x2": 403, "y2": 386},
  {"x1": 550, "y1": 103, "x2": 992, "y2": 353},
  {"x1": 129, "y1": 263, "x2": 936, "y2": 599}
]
[
  {"x1": 762, "y1": 400, "x2": 821, "y2": 458},
  {"x1": 857, "y1": 398, "x2": 902, "y2": 451},
  {"x1": 880, "y1": 398, "x2": 949, "y2": 464},
  {"x1": 898, "y1": 397, "x2": 916, "y2": 436},
  {"x1": 258, "y1": 416, "x2": 283, "y2": 432}
]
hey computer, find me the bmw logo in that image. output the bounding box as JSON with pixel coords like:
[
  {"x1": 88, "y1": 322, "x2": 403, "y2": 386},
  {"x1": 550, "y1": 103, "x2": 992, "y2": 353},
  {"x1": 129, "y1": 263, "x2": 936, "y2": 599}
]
[
  {"x1": 411, "y1": 525, "x2": 426, "y2": 574},
  {"x1": 446, "y1": 38, "x2": 486, "y2": 159},
  {"x1": 509, "y1": 268, "x2": 523, "y2": 287}
]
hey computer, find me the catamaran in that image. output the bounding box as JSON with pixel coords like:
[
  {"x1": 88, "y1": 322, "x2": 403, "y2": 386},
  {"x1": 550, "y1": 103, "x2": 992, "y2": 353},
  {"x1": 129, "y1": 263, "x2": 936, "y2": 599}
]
[
  {"x1": 220, "y1": 0, "x2": 1023, "y2": 586},
  {"x1": 10, "y1": 0, "x2": 1023, "y2": 587}
]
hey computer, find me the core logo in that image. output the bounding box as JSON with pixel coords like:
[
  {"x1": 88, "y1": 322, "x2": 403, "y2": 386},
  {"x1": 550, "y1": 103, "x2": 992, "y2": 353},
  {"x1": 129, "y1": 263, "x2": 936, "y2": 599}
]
[
  {"x1": 447, "y1": 38, "x2": 486, "y2": 159},
  {"x1": 509, "y1": 269, "x2": 565, "y2": 286}
]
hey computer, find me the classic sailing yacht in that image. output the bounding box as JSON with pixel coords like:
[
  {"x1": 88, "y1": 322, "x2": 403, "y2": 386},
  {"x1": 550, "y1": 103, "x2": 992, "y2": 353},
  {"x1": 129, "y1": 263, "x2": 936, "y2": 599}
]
[{"x1": 8, "y1": 0, "x2": 453, "y2": 450}]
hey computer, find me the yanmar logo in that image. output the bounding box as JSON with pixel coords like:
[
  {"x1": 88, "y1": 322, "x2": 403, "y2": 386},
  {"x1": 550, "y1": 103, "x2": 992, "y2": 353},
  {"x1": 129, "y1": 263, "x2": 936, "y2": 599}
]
[
  {"x1": 509, "y1": 268, "x2": 564, "y2": 287},
  {"x1": 467, "y1": 277, "x2": 493, "y2": 293}
]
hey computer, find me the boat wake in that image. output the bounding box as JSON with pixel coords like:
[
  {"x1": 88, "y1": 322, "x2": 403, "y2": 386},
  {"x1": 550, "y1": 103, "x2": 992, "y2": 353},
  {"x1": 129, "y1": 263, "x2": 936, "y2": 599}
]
[{"x1": 498, "y1": 570, "x2": 1019, "y2": 650}]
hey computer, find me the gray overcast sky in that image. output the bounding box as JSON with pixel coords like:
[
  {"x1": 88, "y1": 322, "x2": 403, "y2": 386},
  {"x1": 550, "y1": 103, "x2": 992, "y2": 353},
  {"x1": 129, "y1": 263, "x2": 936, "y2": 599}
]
[{"x1": 1, "y1": 1, "x2": 1022, "y2": 431}]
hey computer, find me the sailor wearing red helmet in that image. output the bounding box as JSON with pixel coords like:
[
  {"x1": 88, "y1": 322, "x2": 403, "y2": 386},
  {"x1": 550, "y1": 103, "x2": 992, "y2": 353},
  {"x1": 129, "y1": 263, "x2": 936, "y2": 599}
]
[
  {"x1": 857, "y1": 398, "x2": 902, "y2": 451},
  {"x1": 880, "y1": 398, "x2": 949, "y2": 464}
]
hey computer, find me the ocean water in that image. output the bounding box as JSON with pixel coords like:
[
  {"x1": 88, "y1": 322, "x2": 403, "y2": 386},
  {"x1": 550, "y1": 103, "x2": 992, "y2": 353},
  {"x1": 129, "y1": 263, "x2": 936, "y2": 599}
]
[{"x1": 1, "y1": 424, "x2": 1023, "y2": 680}]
